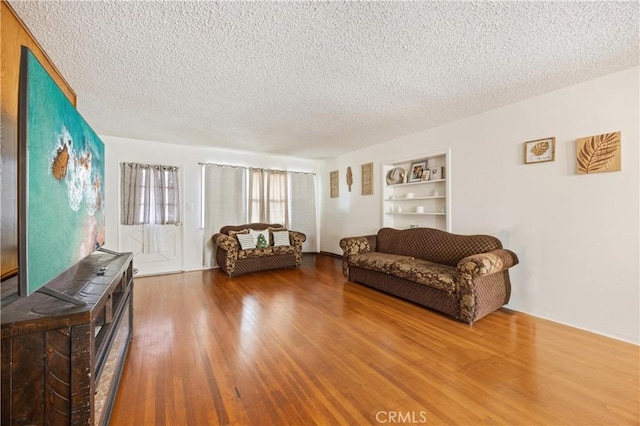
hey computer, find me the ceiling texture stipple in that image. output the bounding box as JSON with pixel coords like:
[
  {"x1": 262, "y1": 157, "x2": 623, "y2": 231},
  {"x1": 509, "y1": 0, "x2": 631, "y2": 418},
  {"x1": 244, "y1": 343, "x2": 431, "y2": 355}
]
[{"x1": 9, "y1": 1, "x2": 639, "y2": 159}]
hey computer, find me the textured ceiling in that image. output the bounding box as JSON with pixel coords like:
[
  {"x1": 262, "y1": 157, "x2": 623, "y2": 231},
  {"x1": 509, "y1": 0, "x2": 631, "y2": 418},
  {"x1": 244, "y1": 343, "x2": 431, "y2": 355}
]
[{"x1": 9, "y1": 1, "x2": 639, "y2": 159}]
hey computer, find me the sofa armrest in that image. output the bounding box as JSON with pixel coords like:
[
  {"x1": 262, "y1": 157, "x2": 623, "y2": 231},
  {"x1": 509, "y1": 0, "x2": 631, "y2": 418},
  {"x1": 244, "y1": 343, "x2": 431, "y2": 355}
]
[
  {"x1": 339, "y1": 235, "x2": 375, "y2": 256},
  {"x1": 213, "y1": 233, "x2": 238, "y2": 252},
  {"x1": 339, "y1": 235, "x2": 377, "y2": 279},
  {"x1": 289, "y1": 231, "x2": 306, "y2": 247},
  {"x1": 457, "y1": 249, "x2": 518, "y2": 324},
  {"x1": 213, "y1": 233, "x2": 241, "y2": 275},
  {"x1": 457, "y1": 249, "x2": 519, "y2": 278}
]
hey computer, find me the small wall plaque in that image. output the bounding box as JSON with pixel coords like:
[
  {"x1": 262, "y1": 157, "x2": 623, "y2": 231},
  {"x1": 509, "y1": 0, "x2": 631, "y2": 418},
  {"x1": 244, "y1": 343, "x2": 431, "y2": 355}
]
[
  {"x1": 362, "y1": 162, "x2": 373, "y2": 195},
  {"x1": 330, "y1": 170, "x2": 339, "y2": 198},
  {"x1": 524, "y1": 137, "x2": 556, "y2": 164}
]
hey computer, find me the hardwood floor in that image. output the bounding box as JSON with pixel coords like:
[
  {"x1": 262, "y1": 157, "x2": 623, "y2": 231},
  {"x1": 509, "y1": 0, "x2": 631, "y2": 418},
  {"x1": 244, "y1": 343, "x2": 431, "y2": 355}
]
[{"x1": 110, "y1": 254, "x2": 639, "y2": 425}]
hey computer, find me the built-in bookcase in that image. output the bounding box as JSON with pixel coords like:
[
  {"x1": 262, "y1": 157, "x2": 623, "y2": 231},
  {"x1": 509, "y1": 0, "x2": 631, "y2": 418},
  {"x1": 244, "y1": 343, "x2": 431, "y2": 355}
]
[{"x1": 382, "y1": 149, "x2": 451, "y2": 231}]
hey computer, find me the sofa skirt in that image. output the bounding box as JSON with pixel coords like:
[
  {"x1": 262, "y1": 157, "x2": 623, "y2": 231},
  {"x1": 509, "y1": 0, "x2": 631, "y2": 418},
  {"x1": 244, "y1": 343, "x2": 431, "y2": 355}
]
[
  {"x1": 217, "y1": 250, "x2": 298, "y2": 276},
  {"x1": 349, "y1": 266, "x2": 460, "y2": 320}
]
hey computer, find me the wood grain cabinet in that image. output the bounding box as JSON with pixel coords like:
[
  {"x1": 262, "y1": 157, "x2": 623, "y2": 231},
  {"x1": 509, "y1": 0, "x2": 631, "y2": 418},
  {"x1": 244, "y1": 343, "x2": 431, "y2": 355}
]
[{"x1": 1, "y1": 251, "x2": 134, "y2": 425}]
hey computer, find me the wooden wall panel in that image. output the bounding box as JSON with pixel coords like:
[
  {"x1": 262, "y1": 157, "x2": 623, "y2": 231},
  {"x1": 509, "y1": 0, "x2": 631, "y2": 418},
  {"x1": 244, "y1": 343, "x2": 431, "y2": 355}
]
[{"x1": 0, "y1": 0, "x2": 76, "y2": 282}]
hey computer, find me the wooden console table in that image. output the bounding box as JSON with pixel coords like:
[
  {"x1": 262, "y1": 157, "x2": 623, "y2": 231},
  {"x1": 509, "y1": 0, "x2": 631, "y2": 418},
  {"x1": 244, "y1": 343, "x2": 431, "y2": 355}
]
[{"x1": 1, "y1": 251, "x2": 134, "y2": 425}]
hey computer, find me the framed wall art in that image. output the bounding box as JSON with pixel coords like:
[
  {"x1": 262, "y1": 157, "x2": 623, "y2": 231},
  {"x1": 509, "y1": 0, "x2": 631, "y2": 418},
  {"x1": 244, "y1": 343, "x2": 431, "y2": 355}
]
[
  {"x1": 576, "y1": 131, "x2": 621, "y2": 174},
  {"x1": 361, "y1": 162, "x2": 373, "y2": 195},
  {"x1": 330, "y1": 170, "x2": 339, "y2": 198},
  {"x1": 524, "y1": 137, "x2": 556, "y2": 164}
]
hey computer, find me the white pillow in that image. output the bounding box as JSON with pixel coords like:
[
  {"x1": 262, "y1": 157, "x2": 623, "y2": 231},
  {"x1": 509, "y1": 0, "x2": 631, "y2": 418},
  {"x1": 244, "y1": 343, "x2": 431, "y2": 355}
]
[
  {"x1": 273, "y1": 230, "x2": 290, "y2": 247},
  {"x1": 249, "y1": 229, "x2": 270, "y2": 248},
  {"x1": 237, "y1": 233, "x2": 256, "y2": 250}
]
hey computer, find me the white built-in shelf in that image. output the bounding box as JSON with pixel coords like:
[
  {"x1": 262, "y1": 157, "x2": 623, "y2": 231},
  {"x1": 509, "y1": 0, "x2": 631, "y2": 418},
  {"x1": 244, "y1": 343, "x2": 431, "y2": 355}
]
[
  {"x1": 386, "y1": 179, "x2": 445, "y2": 188},
  {"x1": 385, "y1": 196, "x2": 446, "y2": 201},
  {"x1": 381, "y1": 149, "x2": 451, "y2": 232},
  {"x1": 385, "y1": 212, "x2": 446, "y2": 216}
]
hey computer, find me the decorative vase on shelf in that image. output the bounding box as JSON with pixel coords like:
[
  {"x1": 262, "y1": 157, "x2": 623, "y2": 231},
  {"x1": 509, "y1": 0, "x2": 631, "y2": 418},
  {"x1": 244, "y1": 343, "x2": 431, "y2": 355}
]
[{"x1": 386, "y1": 167, "x2": 405, "y2": 185}]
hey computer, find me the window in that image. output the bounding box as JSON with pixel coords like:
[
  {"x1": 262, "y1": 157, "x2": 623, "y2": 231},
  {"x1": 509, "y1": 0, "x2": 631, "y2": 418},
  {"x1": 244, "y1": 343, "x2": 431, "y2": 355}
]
[
  {"x1": 248, "y1": 169, "x2": 288, "y2": 226},
  {"x1": 120, "y1": 163, "x2": 180, "y2": 225}
]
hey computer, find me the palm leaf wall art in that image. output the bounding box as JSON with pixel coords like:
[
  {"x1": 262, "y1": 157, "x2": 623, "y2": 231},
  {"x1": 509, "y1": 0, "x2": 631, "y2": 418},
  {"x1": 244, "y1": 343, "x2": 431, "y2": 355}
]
[
  {"x1": 530, "y1": 141, "x2": 549, "y2": 156},
  {"x1": 524, "y1": 137, "x2": 555, "y2": 164},
  {"x1": 576, "y1": 132, "x2": 621, "y2": 174}
]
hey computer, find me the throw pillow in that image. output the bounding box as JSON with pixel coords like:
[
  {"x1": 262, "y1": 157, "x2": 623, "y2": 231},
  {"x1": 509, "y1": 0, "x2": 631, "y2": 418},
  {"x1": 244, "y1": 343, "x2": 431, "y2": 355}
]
[
  {"x1": 237, "y1": 233, "x2": 256, "y2": 250},
  {"x1": 273, "y1": 230, "x2": 290, "y2": 247},
  {"x1": 256, "y1": 233, "x2": 268, "y2": 249},
  {"x1": 268, "y1": 227, "x2": 287, "y2": 245},
  {"x1": 250, "y1": 229, "x2": 270, "y2": 247}
]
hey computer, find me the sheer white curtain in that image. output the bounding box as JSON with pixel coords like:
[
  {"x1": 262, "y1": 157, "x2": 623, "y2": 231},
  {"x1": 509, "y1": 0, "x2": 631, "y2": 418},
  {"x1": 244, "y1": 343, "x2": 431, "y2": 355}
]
[
  {"x1": 289, "y1": 172, "x2": 317, "y2": 252},
  {"x1": 248, "y1": 168, "x2": 264, "y2": 224},
  {"x1": 265, "y1": 170, "x2": 288, "y2": 226},
  {"x1": 202, "y1": 165, "x2": 247, "y2": 267}
]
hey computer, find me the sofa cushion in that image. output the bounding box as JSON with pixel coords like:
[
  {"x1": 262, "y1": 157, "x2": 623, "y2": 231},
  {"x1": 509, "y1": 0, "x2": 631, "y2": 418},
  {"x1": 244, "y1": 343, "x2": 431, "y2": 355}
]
[
  {"x1": 349, "y1": 252, "x2": 413, "y2": 274},
  {"x1": 376, "y1": 227, "x2": 503, "y2": 267},
  {"x1": 390, "y1": 258, "x2": 458, "y2": 294},
  {"x1": 238, "y1": 245, "x2": 295, "y2": 259}
]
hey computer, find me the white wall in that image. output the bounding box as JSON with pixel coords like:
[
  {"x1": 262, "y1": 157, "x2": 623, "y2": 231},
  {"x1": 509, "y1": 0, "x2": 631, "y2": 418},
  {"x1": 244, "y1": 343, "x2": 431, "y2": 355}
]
[
  {"x1": 101, "y1": 136, "x2": 319, "y2": 271},
  {"x1": 319, "y1": 67, "x2": 640, "y2": 344}
]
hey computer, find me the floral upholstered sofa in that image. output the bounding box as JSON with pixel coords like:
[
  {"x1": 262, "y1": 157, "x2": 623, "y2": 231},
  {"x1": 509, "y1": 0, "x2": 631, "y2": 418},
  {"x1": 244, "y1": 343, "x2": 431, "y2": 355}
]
[
  {"x1": 340, "y1": 227, "x2": 519, "y2": 323},
  {"x1": 213, "y1": 223, "x2": 306, "y2": 276}
]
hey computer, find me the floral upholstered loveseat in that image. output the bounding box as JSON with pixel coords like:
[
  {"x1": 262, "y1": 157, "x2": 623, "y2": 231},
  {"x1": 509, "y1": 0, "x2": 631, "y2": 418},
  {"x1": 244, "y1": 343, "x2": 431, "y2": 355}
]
[
  {"x1": 340, "y1": 227, "x2": 519, "y2": 323},
  {"x1": 213, "y1": 223, "x2": 306, "y2": 276}
]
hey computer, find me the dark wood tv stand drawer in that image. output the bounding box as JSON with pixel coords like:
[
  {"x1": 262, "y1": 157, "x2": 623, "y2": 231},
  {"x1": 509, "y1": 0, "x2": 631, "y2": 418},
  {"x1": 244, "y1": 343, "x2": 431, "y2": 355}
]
[{"x1": 1, "y1": 251, "x2": 134, "y2": 425}]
